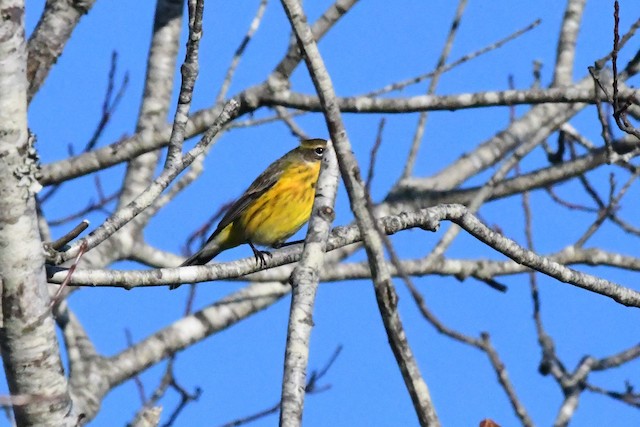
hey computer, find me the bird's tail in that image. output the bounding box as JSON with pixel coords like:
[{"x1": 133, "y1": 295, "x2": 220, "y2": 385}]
[
  {"x1": 180, "y1": 244, "x2": 223, "y2": 267},
  {"x1": 170, "y1": 240, "x2": 224, "y2": 290}
]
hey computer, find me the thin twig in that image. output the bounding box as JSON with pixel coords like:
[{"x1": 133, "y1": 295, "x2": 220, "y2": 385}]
[
  {"x1": 611, "y1": 1, "x2": 640, "y2": 140},
  {"x1": 49, "y1": 191, "x2": 119, "y2": 227},
  {"x1": 47, "y1": 220, "x2": 90, "y2": 250},
  {"x1": 274, "y1": 106, "x2": 309, "y2": 139},
  {"x1": 49, "y1": 241, "x2": 88, "y2": 309},
  {"x1": 219, "y1": 346, "x2": 342, "y2": 427},
  {"x1": 87, "y1": 51, "x2": 130, "y2": 152},
  {"x1": 216, "y1": 0, "x2": 269, "y2": 104},
  {"x1": 367, "y1": 19, "x2": 541, "y2": 98},
  {"x1": 160, "y1": 360, "x2": 202, "y2": 427},
  {"x1": 365, "y1": 117, "x2": 385, "y2": 193},
  {"x1": 401, "y1": 0, "x2": 468, "y2": 180},
  {"x1": 588, "y1": 66, "x2": 616, "y2": 161},
  {"x1": 229, "y1": 18, "x2": 542, "y2": 132},
  {"x1": 545, "y1": 187, "x2": 598, "y2": 213},
  {"x1": 125, "y1": 329, "x2": 147, "y2": 406},
  {"x1": 39, "y1": 53, "x2": 128, "y2": 205}
]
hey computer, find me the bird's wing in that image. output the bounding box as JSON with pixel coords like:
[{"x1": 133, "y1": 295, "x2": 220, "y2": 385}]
[{"x1": 205, "y1": 158, "x2": 286, "y2": 243}]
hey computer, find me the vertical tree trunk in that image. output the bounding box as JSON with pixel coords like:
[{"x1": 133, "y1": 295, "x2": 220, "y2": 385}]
[{"x1": 0, "y1": 1, "x2": 75, "y2": 425}]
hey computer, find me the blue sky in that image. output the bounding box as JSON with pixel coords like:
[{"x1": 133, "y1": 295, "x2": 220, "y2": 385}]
[{"x1": 8, "y1": 0, "x2": 640, "y2": 426}]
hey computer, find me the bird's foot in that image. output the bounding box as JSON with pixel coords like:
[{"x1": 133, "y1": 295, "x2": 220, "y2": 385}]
[{"x1": 249, "y1": 242, "x2": 272, "y2": 267}]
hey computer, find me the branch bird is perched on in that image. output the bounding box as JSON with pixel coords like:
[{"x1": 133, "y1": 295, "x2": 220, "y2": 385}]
[{"x1": 172, "y1": 138, "x2": 328, "y2": 289}]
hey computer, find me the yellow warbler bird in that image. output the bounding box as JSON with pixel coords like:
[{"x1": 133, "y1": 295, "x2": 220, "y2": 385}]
[{"x1": 172, "y1": 138, "x2": 327, "y2": 289}]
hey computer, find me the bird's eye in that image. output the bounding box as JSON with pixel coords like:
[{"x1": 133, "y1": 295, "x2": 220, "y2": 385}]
[{"x1": 315, "y1": 147, "x2": 325, "y2": 156}]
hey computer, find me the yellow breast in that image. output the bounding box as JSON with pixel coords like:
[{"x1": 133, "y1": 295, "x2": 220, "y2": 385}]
[{"x1": 239, "y1": 161, "x2": 321, "y2": 246}]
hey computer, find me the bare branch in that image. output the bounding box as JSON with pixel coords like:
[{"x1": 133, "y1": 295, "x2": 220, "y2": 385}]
[
  {"x1": 279, "y1": 1, "x2": 439, "y2": 424},
  {"x1": 552, "y1": 0, "x2": 586, "y2": 87},
  {"x1": 280, "y1": 143, "x2": 339, "y2": 423},
  {"x1": 48, "y1": 204, "x2": 640, "y2": 307},
  {"x1": 27, "y1": 0, "x2": 98, "y2": 102},
  {"x1": 55, "y1": 99, "x2": 241, "y2": 263}
]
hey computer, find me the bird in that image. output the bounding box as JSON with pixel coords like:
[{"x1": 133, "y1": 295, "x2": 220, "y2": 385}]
[{"x1": 171, "y1": 138, "x2": 327, "y2": 289}]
